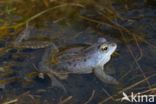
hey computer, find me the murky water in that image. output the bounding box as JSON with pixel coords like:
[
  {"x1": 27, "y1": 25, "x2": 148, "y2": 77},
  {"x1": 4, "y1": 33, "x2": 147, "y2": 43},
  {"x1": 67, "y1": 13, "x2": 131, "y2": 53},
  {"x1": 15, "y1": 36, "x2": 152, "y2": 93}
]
[{"x1": 0, "y1": 1, "x2": 156, "y2": 104}]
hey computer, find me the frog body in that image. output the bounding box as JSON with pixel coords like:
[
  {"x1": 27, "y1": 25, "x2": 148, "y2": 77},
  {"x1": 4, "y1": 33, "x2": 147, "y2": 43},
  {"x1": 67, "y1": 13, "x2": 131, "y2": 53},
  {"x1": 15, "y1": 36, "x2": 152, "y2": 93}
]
[
  {"x1": 39, "y1": 38, "x2": 118, "y2": 84},
  {"x1": 13, "y1": 27, "x2": 118, "y2": 85}
]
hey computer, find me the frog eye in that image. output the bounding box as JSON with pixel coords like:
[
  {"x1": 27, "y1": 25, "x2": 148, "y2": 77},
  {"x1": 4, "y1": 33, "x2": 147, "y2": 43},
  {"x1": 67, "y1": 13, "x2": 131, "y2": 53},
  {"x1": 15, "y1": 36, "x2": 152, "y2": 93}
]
[{"x1": 100, "y1": 45, "x2": 108, "y2": 51}]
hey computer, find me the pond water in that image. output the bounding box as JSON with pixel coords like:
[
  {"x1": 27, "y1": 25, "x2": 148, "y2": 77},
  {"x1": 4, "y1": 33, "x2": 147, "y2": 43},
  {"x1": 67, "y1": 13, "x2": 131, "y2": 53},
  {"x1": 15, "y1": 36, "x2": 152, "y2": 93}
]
[{"x1": 0, "y1": 0, "x2": 156, "y2": 104}]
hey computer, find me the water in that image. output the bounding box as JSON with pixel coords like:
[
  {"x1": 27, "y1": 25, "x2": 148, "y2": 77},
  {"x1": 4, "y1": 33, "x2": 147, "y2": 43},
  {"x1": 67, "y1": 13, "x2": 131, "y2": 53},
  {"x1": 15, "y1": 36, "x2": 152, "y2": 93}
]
[{"x1": 0, "y1": 1, "x2": 156, "y2": 104}]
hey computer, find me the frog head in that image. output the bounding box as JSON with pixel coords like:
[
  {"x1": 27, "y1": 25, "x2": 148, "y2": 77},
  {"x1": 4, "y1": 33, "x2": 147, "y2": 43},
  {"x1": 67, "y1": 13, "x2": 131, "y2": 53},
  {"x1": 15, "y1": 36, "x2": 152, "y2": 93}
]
[
  {"x1": 97, "y1": 38, "x2": 117, "y2": 65},
  {"x1": 86, "y1": 38, "x2": 117, "y2": 66}
]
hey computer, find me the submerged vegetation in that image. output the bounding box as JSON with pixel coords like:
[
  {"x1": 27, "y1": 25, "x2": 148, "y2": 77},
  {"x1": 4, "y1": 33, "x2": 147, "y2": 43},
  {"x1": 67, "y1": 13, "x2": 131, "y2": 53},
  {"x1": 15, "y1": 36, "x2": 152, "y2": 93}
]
[{"x1": 0, "y1": 0, "x2": 156, "y2": 104}]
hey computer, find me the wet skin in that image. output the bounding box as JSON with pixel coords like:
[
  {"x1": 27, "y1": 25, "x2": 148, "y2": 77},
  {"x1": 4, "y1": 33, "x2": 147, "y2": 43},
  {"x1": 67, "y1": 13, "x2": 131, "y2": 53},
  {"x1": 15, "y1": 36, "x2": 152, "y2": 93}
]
[
  {"x1": 39, "y1": 38, "x2": 118, "y2": 85},
  {"x1": 14, "y1": 28, "x2": 118, "y2": 89}
]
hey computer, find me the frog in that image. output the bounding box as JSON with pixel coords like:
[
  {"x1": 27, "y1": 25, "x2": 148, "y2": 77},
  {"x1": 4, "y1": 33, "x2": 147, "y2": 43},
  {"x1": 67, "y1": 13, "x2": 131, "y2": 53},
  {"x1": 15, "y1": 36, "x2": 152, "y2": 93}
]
[
  {"x1": 38, "y1": 37, "x2": 119, "y2": 86},
  {"x1": 10, "y1": 27, "x2": 118, "y2": 91}
]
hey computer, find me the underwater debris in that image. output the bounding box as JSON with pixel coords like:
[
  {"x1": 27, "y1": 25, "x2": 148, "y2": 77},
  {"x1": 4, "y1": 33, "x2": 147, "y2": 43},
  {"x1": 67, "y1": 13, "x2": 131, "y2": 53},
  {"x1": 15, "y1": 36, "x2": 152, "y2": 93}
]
[{"x1": 0, "y1": 1, "x2": 155, "y2": 104}]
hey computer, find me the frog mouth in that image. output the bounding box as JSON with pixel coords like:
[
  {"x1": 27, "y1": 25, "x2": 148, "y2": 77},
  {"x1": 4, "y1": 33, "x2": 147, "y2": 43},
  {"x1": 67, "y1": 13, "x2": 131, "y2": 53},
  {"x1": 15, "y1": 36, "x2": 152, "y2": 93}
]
[{"x1": 112, "y1": 51, "x2": 119, "y2": 57}]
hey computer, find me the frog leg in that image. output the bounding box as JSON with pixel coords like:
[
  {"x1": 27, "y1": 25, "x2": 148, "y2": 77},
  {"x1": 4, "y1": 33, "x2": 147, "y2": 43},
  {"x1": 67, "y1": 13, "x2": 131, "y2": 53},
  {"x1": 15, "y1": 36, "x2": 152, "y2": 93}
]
[
  {"x1": 13, "y1": 26, "x2": 53, "y2": 49},
  {"x1": 38, "y1": 43, "x2": 59, "y2": 72},
  {"x1": 47, "y1": 73, "x2": 66, "y2": 93},
  {"x1": 38, "y1": 66, "x2": 67, "y2": 92},
  {"x1": 38, "y1": 45, "x2": 66, "y2": 92},
  {"x1": 14, "y1": 26, "x2": 32, "y2": 44},
  {"x1": 94, "y1": 66, "x2": 119, "y2": 84}
]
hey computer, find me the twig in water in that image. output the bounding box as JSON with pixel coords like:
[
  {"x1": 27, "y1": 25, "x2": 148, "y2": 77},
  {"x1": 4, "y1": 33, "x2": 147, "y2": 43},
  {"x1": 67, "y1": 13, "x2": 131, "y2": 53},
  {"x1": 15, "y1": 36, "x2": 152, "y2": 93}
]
[
  {"x1": 58, "y1": 96, "x2": 73, "y2": 104},
  {"x1": 2, "y1": 99, "x2": 18, "y2": 104},
  {"x1": 26, "y1": 3, "x2": 85, "y2": 28},
  {"x1": 98, "y1": 88, "x2": 115, "y2": 104},
  {"x1": 98, "y1": 73, "x2": 156, "y2": 103},
  {"x1": 84, "y1": 90, "x2": 96, "y2": 104}
]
